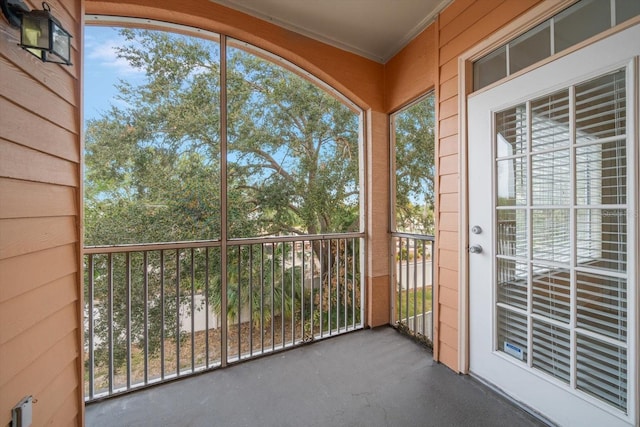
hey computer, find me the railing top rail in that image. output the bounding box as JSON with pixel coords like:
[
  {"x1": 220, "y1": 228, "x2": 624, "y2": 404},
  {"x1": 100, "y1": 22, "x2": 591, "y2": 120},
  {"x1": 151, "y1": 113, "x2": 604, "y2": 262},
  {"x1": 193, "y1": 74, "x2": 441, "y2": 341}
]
[
  {"x1": 83, "y1": 232, "x2": 365, "y2": 254},
  {"x1": 391, "y1": 232, "x2": 435, "y2": 241}
]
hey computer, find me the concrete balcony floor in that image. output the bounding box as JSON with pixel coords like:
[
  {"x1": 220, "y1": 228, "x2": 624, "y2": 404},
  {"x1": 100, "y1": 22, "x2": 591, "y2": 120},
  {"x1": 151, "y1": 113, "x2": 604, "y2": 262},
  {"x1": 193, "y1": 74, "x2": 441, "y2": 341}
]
[{"x1": 85, "y1": 327, "x2": 548, "y2": 427}]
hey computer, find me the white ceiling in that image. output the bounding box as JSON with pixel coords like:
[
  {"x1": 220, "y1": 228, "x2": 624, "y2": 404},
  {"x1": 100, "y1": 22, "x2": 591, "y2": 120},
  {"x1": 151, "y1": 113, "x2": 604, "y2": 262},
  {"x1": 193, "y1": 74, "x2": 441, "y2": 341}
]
[{"x1": 210, "y1": 0, "x2": 451, "y2": 63}]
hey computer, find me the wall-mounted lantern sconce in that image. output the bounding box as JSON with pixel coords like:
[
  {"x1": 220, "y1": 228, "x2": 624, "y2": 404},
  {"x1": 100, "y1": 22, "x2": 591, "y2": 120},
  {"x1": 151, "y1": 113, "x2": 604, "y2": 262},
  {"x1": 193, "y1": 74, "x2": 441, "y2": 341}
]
[{"x1": 1, "y1": 0, "x2": 72, "y2": 65}]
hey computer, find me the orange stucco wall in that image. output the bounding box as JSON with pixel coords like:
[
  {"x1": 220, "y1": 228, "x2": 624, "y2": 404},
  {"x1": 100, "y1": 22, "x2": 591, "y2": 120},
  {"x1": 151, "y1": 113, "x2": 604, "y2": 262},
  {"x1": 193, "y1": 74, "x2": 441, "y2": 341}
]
[{"x1": 0, "y1": 0, "x2": 85, "y2": 425}]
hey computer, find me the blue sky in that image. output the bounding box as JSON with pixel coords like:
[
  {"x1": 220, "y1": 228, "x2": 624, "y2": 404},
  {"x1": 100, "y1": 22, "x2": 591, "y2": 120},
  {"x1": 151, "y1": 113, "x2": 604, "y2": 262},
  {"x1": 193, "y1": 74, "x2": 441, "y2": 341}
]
[{"x1": 84, "y1": 26, "x2": 144, "y2": 123}]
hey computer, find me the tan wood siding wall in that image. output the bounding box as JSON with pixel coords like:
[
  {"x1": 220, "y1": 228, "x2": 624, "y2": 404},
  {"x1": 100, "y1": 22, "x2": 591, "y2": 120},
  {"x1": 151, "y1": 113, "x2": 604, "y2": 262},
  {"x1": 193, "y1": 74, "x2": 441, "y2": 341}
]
[
  {"x1": 0, "y1": 0, "x2": 84, "y2": 425},
  {"x1": 435, "y1": 0, "x2": 542, "y2": 370}
]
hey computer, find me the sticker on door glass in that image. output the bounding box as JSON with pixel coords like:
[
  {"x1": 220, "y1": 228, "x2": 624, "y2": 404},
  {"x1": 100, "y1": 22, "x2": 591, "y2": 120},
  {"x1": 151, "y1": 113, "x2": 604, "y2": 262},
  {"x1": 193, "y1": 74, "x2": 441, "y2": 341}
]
[{"x1": 504, "y1": 342, "x2": 524, "y2": 360}]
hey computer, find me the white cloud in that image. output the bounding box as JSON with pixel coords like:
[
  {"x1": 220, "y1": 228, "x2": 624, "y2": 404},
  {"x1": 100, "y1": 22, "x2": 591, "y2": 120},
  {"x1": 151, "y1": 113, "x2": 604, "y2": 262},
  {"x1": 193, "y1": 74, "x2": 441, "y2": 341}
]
[{"x1": 86, "y1": 35, "x2": 144, "y2": 76}]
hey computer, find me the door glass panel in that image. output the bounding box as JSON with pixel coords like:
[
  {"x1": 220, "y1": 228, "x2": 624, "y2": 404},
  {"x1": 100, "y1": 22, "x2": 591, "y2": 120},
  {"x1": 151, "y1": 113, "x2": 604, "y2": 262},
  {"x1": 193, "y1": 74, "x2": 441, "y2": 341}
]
[
  {"x1": 531, "y1": 89, "x2": 570, "y2": 151},
  {"x1": 497, "y1": 307, "x2": 528, "y2": 362},
  {"x1": 497, "y1": 158, "x2": 527, "y2": 206},
  {"x1": 531, "y1": 150, "x2": 570, "y2": 205},
  {"x1": 493, "y1": 67, "x2": 629, "y2": 413},
  {"x1": 509, "y1": 21, "x2": 551, "y2": 74},
  {"x1": 497, "y1": 209, "x2": 527, "y2": 257},
  {"x1": 497, "y1": 259, "x2": 528, "y2": 309},
  {"x1": 575, "y1": 70, "x2": 626, "y2": 143},
  {"x1": 532, "y1": 209, "x2": 570, "y2": 263},
  {"x1": 554, "y1": 0, "x2": 611, "y2": 52},
  {"x1": 576, "y1": 140, "x2": 627, "y2": 205},
  {"x1": 473, "y1": 46, "x2": 507, "y2": 90},
  {"x1": 576, "y1": 271, "x2": 627, "y2": 340},
  {"x1": 576, "y1": 209, "x2": 627, "y2": 272},
  {"x1": 616, "y1": 0, "x2": 640, "y2": 24},
  {"x1": 576, "y1": 334, "x2": 627, "y2": 411},
  {"x1": 532, "y1": 320, "x2": 571, "y2": 383},
  {"x1": 532, "y1": 264, "x2": 570, "y2": 322}
]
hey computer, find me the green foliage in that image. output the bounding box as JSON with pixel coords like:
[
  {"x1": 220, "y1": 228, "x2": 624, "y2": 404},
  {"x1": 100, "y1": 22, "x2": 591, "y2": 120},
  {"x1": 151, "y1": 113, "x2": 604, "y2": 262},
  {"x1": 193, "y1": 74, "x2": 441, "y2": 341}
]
[
  {"x1": 394, "y1": 95, "x2": 436, "y2": 234},
  {"x1": 84, "y1": 28, "x2": 363, "y2": 380}
]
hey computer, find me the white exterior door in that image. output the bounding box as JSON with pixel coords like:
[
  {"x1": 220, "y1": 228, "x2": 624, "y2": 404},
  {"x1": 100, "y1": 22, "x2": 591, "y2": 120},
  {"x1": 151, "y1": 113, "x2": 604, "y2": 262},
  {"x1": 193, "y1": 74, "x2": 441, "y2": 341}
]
[{"x1": 468, "y1": 25, "x2": 638, "y2": 427}]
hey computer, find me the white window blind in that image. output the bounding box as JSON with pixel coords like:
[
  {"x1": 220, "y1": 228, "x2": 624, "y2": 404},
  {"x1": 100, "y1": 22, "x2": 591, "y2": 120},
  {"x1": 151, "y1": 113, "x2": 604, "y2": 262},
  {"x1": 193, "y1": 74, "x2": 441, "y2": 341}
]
[{"x1": 494, "y1": 68, "x2": 628, "y2": 413}]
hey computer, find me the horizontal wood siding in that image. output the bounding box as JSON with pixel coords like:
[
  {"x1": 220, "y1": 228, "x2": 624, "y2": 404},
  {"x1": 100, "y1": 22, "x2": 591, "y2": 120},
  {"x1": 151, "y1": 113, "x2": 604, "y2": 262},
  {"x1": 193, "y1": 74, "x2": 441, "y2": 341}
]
[
  {"x1": 0, "y1": 0, "x2": 83, "y2": 425},
  {"x1": 435, "y1": 0, "x2": 541, "y2": 370},
  {"x1": 384, "y1": 24, "x2": 437, "y2": 112}
]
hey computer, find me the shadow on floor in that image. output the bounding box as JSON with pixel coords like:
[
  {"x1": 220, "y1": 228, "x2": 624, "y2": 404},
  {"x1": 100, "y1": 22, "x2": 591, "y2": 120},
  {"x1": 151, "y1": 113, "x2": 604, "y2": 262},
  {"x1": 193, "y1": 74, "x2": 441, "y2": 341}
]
[{"x1": 85, "y1": 327, "x2": 548, "y2": 427}]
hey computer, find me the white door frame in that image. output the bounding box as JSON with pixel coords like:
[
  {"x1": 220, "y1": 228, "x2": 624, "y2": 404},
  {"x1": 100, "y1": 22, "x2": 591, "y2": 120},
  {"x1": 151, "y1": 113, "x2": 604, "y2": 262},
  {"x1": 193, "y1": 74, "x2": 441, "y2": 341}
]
[{"x1": 456, "y1": 2, "x2": 640, "y2": 421}]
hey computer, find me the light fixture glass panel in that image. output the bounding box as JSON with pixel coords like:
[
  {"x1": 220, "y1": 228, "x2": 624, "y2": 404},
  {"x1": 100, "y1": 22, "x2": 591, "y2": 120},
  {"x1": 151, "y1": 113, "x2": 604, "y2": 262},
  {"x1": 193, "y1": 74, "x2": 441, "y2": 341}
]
[
  {"x1": 532, "y1": 209, "x2": 570, "y2": 263},
  {"x1": 532, "y1": 264, "x2": 570, "y2": 322},
  {"x1": 51, "y1": 21, "x2": 71, "y2": 63},
  {"x1": 21, "y1": 13, "x2": 49, "y2": 50},
  {"x1": 473, "y1": 45, "x2": 506, "y2": 90},
  {"x1": 509, "y1": 21, "x2": 551, "y2": 74},
  {"x1": 497, "y1": 258, "x2": 528, "y2": 309},
  {"x1": 616, "y1": 0, "x2": 640, "y2": 24},
  {"x1": 554, "y1": 0, "x2": 611, "y2": 53}
]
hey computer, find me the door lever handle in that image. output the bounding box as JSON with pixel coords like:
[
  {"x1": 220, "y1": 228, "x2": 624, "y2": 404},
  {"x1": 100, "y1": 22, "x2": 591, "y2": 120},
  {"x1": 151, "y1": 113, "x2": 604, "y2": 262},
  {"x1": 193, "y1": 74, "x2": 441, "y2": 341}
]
[{"x1": 469, "y1": 245, "x2": 483, "y2": 254}]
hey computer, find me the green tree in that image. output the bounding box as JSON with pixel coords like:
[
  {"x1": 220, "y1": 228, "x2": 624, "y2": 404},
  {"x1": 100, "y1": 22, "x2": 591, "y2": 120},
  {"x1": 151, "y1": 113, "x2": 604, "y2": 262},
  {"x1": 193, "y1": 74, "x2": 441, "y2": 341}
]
[
  {"x1": 394, "y1": 95, "x2": 436, "y2": 234},
  {"x1": 84, "y1": 28, "x2": 361, "y2": 381}
]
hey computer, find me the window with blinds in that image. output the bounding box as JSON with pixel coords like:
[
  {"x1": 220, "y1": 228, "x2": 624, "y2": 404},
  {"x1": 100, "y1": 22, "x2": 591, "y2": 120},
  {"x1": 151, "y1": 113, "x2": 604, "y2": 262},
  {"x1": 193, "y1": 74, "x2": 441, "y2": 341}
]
[{"x1": 494, "y1": 68, "x2": 628, "y2": 412}]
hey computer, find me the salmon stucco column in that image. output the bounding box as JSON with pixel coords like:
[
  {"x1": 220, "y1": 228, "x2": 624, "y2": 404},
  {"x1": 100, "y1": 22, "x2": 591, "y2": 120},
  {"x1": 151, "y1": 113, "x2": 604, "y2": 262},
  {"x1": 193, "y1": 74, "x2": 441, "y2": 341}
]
[{"x1": 366, "y1": 109, "x2": 391, "y2": 327}]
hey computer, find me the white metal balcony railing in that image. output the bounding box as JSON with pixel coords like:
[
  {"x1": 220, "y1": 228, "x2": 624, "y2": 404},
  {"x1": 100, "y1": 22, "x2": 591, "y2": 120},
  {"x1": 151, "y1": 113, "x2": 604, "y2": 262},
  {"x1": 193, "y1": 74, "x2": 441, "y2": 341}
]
[
  {"x1": 392, "y1": 233, "x2": 435, "y2": 346},
  {"x1": 84, "y1": 233, "x2": 364, "y2": 401}
]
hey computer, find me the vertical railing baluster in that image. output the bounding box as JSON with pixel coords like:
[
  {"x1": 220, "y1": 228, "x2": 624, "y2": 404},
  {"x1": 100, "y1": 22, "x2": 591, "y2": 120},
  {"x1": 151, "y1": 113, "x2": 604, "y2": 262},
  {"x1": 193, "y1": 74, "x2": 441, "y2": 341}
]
[
  {"x1": 160, "y1": 250, "x2": 165, "y2": 380},
  {"x1": 176, "y1": 249, "x2": 181, "y2": 376},
  {"x1": 397, "y1": 237, "x2": 402, "y2": 324},
  {"x1": 126, "y1": 252, "x2": 131, "y2": 390},
  {"x1": 190, "y1": 248, "x2": 195, "y2": 371},
  {"x1": 205, "y1": 247, "x2": 210, "y2": 368},
  {"x1": 328, "y1": 240, "x2": 333, "y2": 335},
  {"x1": 237, "y1": 246, "x2": 242, "y2": 360},
  {"x1": 351, "y1": 238, "x2": 356, "y2": 329},
  {"x1": 430, "y1": 240, "x2": 434, "y2": 340},
  {"x1": 107, "y1": 253, "x2": 114, "y2": 395},
  {"x1": 344, "y1": 238, "x2": 348, "y2": 331},
  {"x1": 319, "y1": 241, "x2": 324, "y2": 338},
  {"x1": 88, "y1": 254, "x2": 95, "y2": 400},
  {"x1": 292, "y1": 242, "x2": 296, "y2": 345},
  {"x1": 336, "y1": 239, "x2": 340, "y2": 333},
  {"x1": 249, "y1": 244, "x2": 254, "y2": 356},
  {"x1": 405, "y1": 239, "x2": 410, "y2": 327},
  {"x1": 281, "y1": 242, "x2": 285, "y2": 347},
  {"x1": 413, "y1": 238, "x2": 418, "y2": 334},
  {"x1": 143, "y1": 251, "x2": 149, "y2": 384},
  {"x1": 260, "y1": 244, "x2": 265, "y2": 354},
  {"x1": 301, "y1": 241, "x2": 305, "y2": 341},
  {"x1": 271, "y1": 243, "x2": 275, "y2": 352},
  {"x1": 309, "y1": 240, "x2": 316, "y2": 339},
  {"x1": 422, "y1": 240, "x2": 426, "y2": 337}
]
